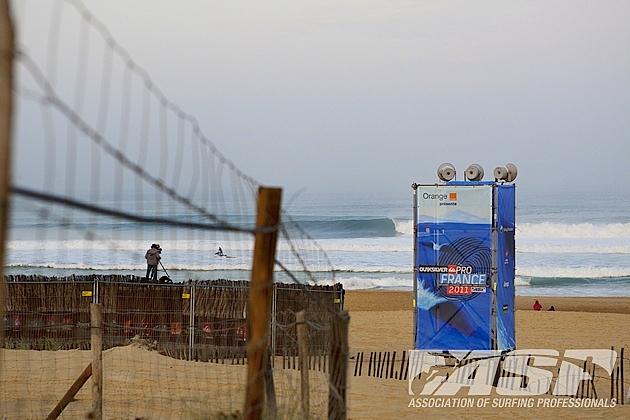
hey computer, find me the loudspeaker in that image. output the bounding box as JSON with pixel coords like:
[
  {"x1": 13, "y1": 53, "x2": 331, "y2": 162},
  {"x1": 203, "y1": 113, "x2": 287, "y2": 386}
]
[
  {"x1": 437, "y1": 163, "x2": 456, "y2": 182},
  {"x1": 465, "y1": 164, "x2": 484, "y2": 181},
  {"x1": 505, "y1": 163, "x2": 518, "y2": 182},
  {"x1": 493, "y1": 166, "x2": 508, "y2": 181}
]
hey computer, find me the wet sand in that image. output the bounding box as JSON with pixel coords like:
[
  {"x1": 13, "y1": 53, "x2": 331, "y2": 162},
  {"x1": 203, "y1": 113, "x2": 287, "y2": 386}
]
[{"x1": 344, "y1": 290, "x2": 630, "y2": 314}]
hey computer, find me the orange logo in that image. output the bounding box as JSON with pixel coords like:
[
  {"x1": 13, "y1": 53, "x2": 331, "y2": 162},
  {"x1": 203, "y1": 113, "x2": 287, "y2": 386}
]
[{"x1": 449, "y1": 192, "x2": 457, "y2": 201}]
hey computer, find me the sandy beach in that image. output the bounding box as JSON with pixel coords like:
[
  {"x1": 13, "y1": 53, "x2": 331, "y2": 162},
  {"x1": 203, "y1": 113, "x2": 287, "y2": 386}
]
[
  {"x1": 1, "y1": 291, "x2": 629, "y2": 419},
  {"x1": 345, "y1": 291, "x2": 630, "y2": 315},
  {"x1": 345, "y1": 291, "x2": 630, "y2": 419}
]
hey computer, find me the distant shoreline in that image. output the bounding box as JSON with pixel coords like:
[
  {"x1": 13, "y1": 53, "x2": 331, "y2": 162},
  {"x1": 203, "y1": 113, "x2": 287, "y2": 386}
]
[{"x1": 344, "y1": 290, "x2": 630, "y2": 314}]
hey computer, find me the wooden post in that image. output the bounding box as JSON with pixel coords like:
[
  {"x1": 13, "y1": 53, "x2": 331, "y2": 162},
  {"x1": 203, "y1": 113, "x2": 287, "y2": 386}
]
[
  {"x1": 244, "y1": 187, "x2": 281, "y2": 420},
  {"x1": 264, "y1": 353, "x2": 277, "y2": 418},
  {"x1": 585, "y1": 362, "x2": 591, "y2": 398},
  {"x1": 296, "y1": 310, "x2": 310, "y2": 419},
  {"x1": 611, "y1": 346, "x2": 615, "y2": 400},
  {"x1": 390, "y1": 351, "x2": 396, "y2": 379},
  {"x1": 621, "y1": 347, "x2": 625, "y2": 404},
  {"x1": 398, "y1": 351, "x2": 406, "y2": 381},
  {"x1": 328, "y1": 310, "x2": 349, "y2": 420},
  {"x1": 0, "y1": 0, "x2": 15, "y2": 347},
  {"x1": 590, "y1": 364, "x2": 598, "y2": 399},
  {"x1": 47, "y1": 363, "x2": 92, "y2": 420},
  {"x1": 617, "y1": 365, "x2": 620, "y2": 403},
  {"x1": 358, "y1": 352, "x2": 363, "y2": 377},
  {"x1": 576, "y1": 360, "x2": 586, "y2": 399},
  {"x1": 91, "y1": 303, "x2": 103, "y2": 420}
]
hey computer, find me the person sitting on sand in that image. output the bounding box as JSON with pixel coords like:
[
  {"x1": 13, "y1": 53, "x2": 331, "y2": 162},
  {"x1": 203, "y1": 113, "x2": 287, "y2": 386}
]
[
  {"x1": 548, "y1": 305, "x2": 556, "y2": 311},
  {"x1": 533, "y1": 299, "x2": 542, "y2": 311},
  {"x1": 145, "y1": 243, "x2": 161, "y2": 281}
]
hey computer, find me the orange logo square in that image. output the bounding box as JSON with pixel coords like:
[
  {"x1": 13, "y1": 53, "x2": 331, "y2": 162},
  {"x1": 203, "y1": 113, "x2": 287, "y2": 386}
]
[{"x1": 449, "y1": 192, "x2": 457, "y2": 201}]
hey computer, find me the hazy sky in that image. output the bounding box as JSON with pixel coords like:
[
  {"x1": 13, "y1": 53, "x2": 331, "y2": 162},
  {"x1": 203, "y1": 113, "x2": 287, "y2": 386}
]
[{"x1": 14, "y1": 0, "x2": 630, "y2": 199}]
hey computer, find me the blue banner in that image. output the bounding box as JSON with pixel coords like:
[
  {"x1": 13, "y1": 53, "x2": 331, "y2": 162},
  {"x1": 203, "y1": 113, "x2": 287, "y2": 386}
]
[
  {"x1": 496, "y1": 184, "x2": 516, "y2": 350},
  {"x1": 414, "y1": 183, "x2": 516, "y2": 351},
  {"x1": 415, "y1": 184, "x2": 494, "y2": 350}
]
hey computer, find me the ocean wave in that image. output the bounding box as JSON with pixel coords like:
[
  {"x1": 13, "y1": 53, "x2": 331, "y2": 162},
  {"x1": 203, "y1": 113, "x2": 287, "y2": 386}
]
[
  {"x1": 514, "y1": 276, "x2": 531, "y2": 286},
  {"x1": 307, "y1": 219, "x2": 630, "y2": 241},
  {"x1": 393, "y1": 219, "x2": 413, "y2": 235},
  {"x1": 332, "y1": 266, "x2": 411, "y2": 274},
  {"x1": 516, "y1": 243, "x2": 630, "y2": 254},
  {"x1": 291, "y1": 218, "x2": 402, "y2": 238},
  {"x1": 10, "y1": 237, "x2": 630, "y2": 255},
  {"x1": 7, "y1": 239, "x2": 253, "y2": 252},
  {"x1": 9, "y1": 261, "x2": 630, "y2": 280},
  {"x1": 517, "y1": 222, "x2": 630, "y2": 239},
  {"x1": 6, "y1": 262, "x2": 254, "y2": 271},
  {"x1": 7, "y1": 238, "x2": 412, "y2": 253},
  {"x1": 5, "y1": 262, "x2": 410, "y2": 274},
  {"x1": 12, "y1": 220, "x2": 630, "y2": 243}
]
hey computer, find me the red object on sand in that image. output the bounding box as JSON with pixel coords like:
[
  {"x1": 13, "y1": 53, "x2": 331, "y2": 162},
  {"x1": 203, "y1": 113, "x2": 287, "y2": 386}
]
[{"x1": 533, "y1": 300, "x2": 542, "y2": 311}]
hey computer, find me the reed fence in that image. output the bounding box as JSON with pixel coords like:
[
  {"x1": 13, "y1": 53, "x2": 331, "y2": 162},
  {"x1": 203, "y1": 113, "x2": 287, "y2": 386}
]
[{"x1": 1, "y1": 275, "x2": 344, "y2": 363}]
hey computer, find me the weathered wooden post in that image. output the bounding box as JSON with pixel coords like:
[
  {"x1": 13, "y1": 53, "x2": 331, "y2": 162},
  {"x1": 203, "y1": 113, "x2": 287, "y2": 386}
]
[
  {"x1": 590, "y1": 364, "x2": 598, "y2": 399},
  {"x1": 328, "y1": 310, "x2": 349, "y2": 420},
  {"x1": 0, "y1": 0, "x2": 15, "y2": 348},
  {"x1": 244, "y1": 187, "x2": 281, "y2": 420},
  {"x1": 616, "y1": 365, "x2": 620, "y2": 403},
  {"x1": 47, "y1": 363, "x2": 93, "y2": 420},
  {"x1": 91, "y1": 303, "x2": 103, "y2": 420},
  {"x1": 621, "y1": 347, "x2": 625, "y2": 404},
  {"x1": 296, "y1": 310, "x2": 310, "y2": 419}
]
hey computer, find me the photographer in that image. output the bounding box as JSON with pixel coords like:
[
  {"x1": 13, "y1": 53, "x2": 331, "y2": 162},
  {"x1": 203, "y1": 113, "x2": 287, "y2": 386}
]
[{"x1": 144, "y1": 243, "x2": 161, "y2": 281}]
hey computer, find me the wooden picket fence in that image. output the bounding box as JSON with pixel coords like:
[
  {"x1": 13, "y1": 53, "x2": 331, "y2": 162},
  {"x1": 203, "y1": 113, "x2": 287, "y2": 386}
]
[{"x1": 351, "y1": 348, "x2": 628, "y2": 404}]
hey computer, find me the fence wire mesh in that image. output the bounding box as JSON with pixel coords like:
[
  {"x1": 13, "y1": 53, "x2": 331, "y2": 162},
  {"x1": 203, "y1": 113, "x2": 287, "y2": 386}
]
[{"x1": 1, "y1": 0, "x2": 343, "y2": 419}]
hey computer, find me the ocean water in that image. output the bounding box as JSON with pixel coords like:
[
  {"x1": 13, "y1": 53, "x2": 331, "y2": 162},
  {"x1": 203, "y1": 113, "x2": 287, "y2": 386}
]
[{"x1": 5, "y1": 190, "x2": 630, "y2": 296}]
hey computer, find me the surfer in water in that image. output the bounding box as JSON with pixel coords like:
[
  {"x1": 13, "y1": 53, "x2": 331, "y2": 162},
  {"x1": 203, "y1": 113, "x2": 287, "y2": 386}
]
[{"x1": 215, "y1": 246, "x2": 224, "y2": 257}]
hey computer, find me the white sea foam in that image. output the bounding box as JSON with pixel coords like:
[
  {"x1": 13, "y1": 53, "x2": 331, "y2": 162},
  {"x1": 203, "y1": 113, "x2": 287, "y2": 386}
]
[
  {"x1": 516, "y1": 266, "x2": 630, "y2": 278},
  {"x1": 9, "y1": 221, "x2": 630, "y2": 254},
  {"x1": 516, "y1": 243, "x2": 630, "y2": 254},
  {"x1": 514, "y1": 276, "x2": 531, "y2": 286},
  {"x1": 517, "y1": 222, "x2": 630, "y2": 239},
  {"x1": 393, "y1": 218, "x2": 413, "y2": 235},
  {"x1": 319, "y1": 276, "x2": 413, "y2": 290},
  {"x1": 393, "y1": 220, "x2": 630, "y2": 240},
  {"x1": 9, "y1": 260, "x2": 629, "y2": 280}
]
